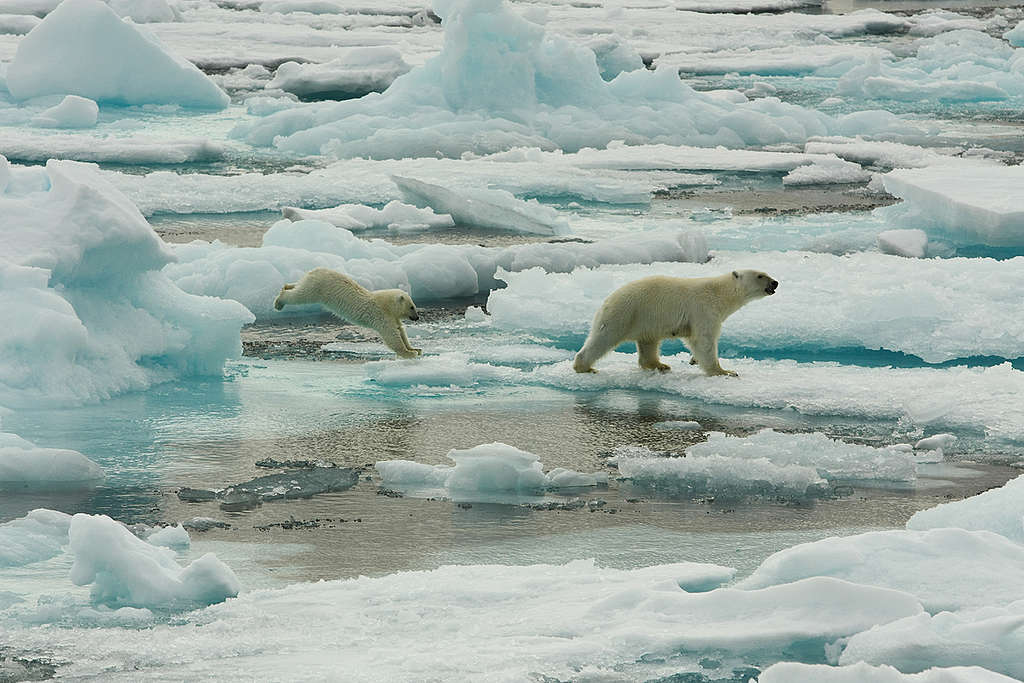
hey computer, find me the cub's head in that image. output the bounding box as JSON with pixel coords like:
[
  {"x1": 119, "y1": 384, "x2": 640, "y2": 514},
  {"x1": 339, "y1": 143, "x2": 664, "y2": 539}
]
[
  {"x1": 732, "y1": 270, "x2": 779, "y2": 299},
  {"x1": 390, "y1": 290, "x2": 419, "y2": 321}
]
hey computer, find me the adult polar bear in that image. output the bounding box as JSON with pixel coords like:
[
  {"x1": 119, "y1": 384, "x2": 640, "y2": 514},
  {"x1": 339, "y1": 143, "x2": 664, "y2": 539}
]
[
  {"x1": 573, "y1": 270, "x2": 778, "y2": 377},
  {"x1": 274, "y1": 268, "x2": 422, "y2": 358}
]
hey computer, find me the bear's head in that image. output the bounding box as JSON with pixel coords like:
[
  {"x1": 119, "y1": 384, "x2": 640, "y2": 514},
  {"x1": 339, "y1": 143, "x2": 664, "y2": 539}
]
[
  {"x1": 732, "y1": 270, "x2": 779, "y2": 299},
  {"x1": 390, "y1": 290, "x2": 420, "y2": 321}
]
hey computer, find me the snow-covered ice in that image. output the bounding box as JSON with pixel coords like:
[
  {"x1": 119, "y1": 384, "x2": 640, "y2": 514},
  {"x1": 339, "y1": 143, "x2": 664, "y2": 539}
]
[
  {"x1": 266, "y1": 47, "x2": 411, "y2": 99},
  {"x1": 6, "y1": 0, "x2": 229, "y2": 108},
  {"x1": 486, "y1": 253, "x2": 1024, "y2": 363},
  {"x1": 0, "y1": 429, "x2": 104, "y2": 488},
  {"x1": 31, "y1": 95, "x2": 98, "y2": 129},
  {"x1": 880, "y1": 164, "x2": 1024, "y2": 247},
  {"x1": 907, "y1": 473, "x2": 1024, "y2": 543},
  {"x1": 281, "y1": 200, "x2": 454, "y2": 232},
  {"x1": 760, "y1": 662, "x2": 1018, "y2": 683},
  {"x1": 0, "y1": 157, "x2": 253, "y2": 406}
]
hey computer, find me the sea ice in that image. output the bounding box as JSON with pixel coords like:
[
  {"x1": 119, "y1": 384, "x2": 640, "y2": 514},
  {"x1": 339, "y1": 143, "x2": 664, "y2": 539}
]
[
  {"x1": 6, "y1": 0, "x2": 228, "y2": 108},
  {"x1": 393, "y1": 175, "x2": 571, "y2": 235},
  {"x1": 486, "y1": 253, "x2": 1024, "y2": 363},
  {"x1": 839, "y1": 603, "x2": 1024, "y2": 680},
  {"x1": 880, "y1": 164, "x2": 1024, "y2": 247},
  {"x1": 782, "y1": 154, "x2": 872, "y2": 186},
  {"x1": 1007, "y1": 20, "x2": 1024, "y2": 47},
  {"x1": 760, "y1": 662, "x2": 1017, "y2": 683},
  {"x1": 164, "y1": 222, "x2": 706, "y2": 317},
  {"x1": 144, "y1": 524, "x2": 190, "y2": 550},
  {"x1": 376, "y1": 442, "x2": 606, "y2": 498},
  {"x1": 877, "y1": 230, "x2": 928, "y2": 258},
  {"x1": 907, "y1": 473, "x2": 1024, "y2": 543},
  {"x1": 68, "y1": 513, "x2": 240, "y2": 609},
  {"x1": 0, "y1": 508, "x2": 71, "y2": 567},
  {"x1": 266, "y1": 47, "x2": 411, "y2": 99},
  {"x1": 739, "y1": 527, "x2": 1024, "y2": 611},
  {"x1": 0, "y1": 158, "x2": 253, "y2": 406},
  {"x1": 31, "y1": 95, "x2": 98, "y2": 129},
  {"x1": 0, "y1": 135, "x2": 228, "y2": 164},
  {"x1": 0, "y1": 429, "x2": 104, "y2": 488},
  {"x1": 282, "y1": 201, "x2": 454, "y2": 232}
]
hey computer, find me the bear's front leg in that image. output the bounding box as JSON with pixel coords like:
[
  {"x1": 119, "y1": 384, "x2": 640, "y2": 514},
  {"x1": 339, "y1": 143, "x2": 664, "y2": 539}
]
[
  {"x1": 689, "y1": 335, "x2": 738, "y2": 377},
  {"x1": 399, "y1": 325, "x2": 422, "y2": 356},
  {"x1": 637, "y1": 340, "x2": 670, "y2": 372}
]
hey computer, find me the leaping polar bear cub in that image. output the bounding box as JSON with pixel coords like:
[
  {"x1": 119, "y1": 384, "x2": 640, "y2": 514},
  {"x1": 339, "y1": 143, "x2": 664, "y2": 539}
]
[
  {"x1": 573, "y1": 270, "x2": 779, "y2": 377},
  {"x1": 274, "y1": 268, "x2": 422, "y2": 359}
]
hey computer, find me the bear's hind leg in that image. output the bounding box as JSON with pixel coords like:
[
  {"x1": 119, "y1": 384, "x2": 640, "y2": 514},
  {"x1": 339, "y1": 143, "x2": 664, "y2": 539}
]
[
  {"x1": 573, "y1": 325, "x2": 623, "y2": 373},
  {"x1": 637, "y1": 339, "x2": 670, "y2": 372}
]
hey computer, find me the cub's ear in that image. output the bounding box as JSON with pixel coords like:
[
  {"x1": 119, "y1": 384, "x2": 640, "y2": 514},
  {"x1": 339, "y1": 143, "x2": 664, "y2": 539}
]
[{"x1": 732, "y1": 270, "x2": 739, "y2": 279}]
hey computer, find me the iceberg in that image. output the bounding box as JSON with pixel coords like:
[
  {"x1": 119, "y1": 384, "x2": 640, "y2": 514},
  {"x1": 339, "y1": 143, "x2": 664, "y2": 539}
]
[
  {"x1": 6, "y1": 0, "x2": 228, "y2": 108},
  {"x1": 0, "y1": 157, "x2": 253, "y2": 406}
]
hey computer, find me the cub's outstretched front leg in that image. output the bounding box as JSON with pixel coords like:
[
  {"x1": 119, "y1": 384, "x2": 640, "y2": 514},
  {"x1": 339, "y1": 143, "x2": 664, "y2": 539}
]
[
  {"x1": 380, "y1": 325, "x2": 420, "y2": 359},
  {"x1": 399, "y1": 325, "x2": 421, "y2": 357}
]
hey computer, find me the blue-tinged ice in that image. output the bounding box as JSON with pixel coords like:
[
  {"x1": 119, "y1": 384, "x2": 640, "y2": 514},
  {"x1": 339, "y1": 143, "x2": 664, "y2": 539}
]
[
  {"x1": 761, "y1": 662, "x2": 1016, "y2": 683},
  {"x1": 6, "y1": 0, "x2": 227, "y2": 108},
  {"x1": 31, "y1": 95, "x2": 98, "y2": 129},
  {"x1": 266, "y1": 47, "x2": 411, "y2": 100},
  {"x1": 0, "y1": 157, "x2": 254, "y2": 406},
  {"x1": 165, "y1": 221, "x2": 706, "y2": 316},
  {"x1": 68, "y1": 513, "x2": 239, "y2": 609},
  {"x1": 0, "y1": 428, "x2": 104, "y2": 489},
  {"x1": 1007, "y1": 20, "x2": 1024, "y2": 47},
  {"x1": 0, "y1": 508, "x2": 70, "y2": 567}
]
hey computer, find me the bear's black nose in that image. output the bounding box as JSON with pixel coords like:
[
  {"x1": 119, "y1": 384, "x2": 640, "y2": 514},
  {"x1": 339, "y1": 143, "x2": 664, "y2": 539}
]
[
  {"x1": 409, "y1": 313, "x2": 420, "y2": 321},
  {"x1": 766, "y1": 280, "x2": 778, "y2": 295}
]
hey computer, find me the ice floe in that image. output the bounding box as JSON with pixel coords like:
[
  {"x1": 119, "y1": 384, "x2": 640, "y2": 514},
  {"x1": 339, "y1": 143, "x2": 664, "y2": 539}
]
[
  {"x1": 68, "y1": 513, "x2": 239, "y2": 609},
  {"x1": 266, "y1": 46, "x2": 411, "y2": 99},
  {"x1": 0, "y1": 135, "x2": 227, "y2": 164},
  {"x1": 6, "y1": 0, "x2": 228, "y2": 108},
  {"x1": 760, "y1": 662, "x2": 1017, "y2": 683},
  {"x1": 487, "y1": 252, "x2": 1024, "y2": 363},
  {"x1": 164, "y1": 222, "x2": 707, "y2": 316},
  {"x1": 0, "y1": 429, "x2": 104, "y2": 489},
  {"x1": 31, "y1": 94, "x2": 98, "y2": 129},
  {"x1": 880, "y1": 164, "x2": 1024, "y2": 247},
  {"x1": 282, "y1": 200, "x2": 455, "y2": 232},
  {"x1": 739, "y1": 527, "x2": 1024, "y2": 611},
  {"x1": 907, "y1": 473, "x2": 1024, "y2": 543},
  {"x1": 0, "y1": 158, "x2": 253, "y2": 406},
  {"x1": 376, "y1": 442, "x2": 606, "y2": 500}
]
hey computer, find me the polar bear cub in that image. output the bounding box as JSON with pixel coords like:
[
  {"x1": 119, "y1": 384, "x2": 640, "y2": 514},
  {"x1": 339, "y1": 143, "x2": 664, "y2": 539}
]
[
  {"x1": 573, "y1": 270, "x2": 778, "y2": 377},
  {"x1": 274, "y1": 268, "x2": 422, "y2": 359}
]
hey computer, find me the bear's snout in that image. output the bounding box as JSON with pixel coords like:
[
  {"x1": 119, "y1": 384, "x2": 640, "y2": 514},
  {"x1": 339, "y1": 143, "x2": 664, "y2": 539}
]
[
  {"x1": 765, "y1": 279, "x2": 778, "y2": 295},
  {"x1": 409, "y1": 312, "x2": 420, "y2": 321}
]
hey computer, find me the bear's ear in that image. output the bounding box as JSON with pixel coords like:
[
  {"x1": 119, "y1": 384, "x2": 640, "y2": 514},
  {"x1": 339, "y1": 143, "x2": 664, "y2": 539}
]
[{"x1": 732, "y1": 270, "x2": 739, "y2": 279}]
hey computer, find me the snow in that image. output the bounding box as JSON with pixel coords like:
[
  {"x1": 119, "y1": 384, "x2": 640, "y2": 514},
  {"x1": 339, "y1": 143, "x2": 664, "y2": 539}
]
[
  {"x1": 760, "y1": 662, "x2": 1018, "y2": 683},
  {"x1": 377, "y1": 442, "x2": 606, "y2": 499},
  {"x1": 6, "y1": 0, "x2": 228, "y2": 108},
  {"x1": 3, "y1": 561, "x2": 922, "y2": 680},
  {"x1": 0, "y1": 429, "x2": 104, "y2": 488},
  {"x1": 393, "y1": 175, "x2": 571, "y2": 235},
  {"x1": 266, "y1": 47, "x2": 411, "y2": 99},
  {"x1": 739, "y1": 527, "x2": 1024, "y2": 611},
  {"x1": 880, "y1": 164, "x2": 1024, "y2": 247},
  {"x1": 68, "y1": 513, "x2": 240, "y2": 609},
  {"x1": 907, "y1": 474, "x2": 1024, "y2": 544},
  {"x1": 486, "y1": 253, "x2": 1024, "y2": 364},
  {"x1": 877, "y1": 230, "x2": 927, "y2": 259},
  {"x1": 0, "y1": 157, "x2": 253, "y2": 406},
  {"x1": 164, "y1": 222, "x2": 707, "y2": 316},
  {"x1": 282, "y1": 200, "x2": 455, "y2": 232},
  {"x1": 31, "y1": 95, "x2": 99, "y2": 129},
  {"x1": 839, "y1": 604, "x2": 1024, "y2": 680}
]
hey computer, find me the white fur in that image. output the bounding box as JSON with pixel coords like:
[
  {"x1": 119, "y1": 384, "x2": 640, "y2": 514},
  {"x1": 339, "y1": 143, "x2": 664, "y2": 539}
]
[
  {"x1": 573, "y1": 270, "x2": 778, "y2": 377},
  {"x1": 274, "y1": 268, "x2": 422, "y2": 358}
]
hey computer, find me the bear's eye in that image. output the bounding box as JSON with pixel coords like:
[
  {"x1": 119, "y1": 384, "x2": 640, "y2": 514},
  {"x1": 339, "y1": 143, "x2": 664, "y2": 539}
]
[{"x1": 757, "y1": 274, "x2": 764, "y2": 279}]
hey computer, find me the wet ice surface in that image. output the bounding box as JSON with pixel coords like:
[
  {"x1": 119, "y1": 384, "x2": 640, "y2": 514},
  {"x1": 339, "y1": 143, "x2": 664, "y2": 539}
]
[{"x1": 5, "y1": 0, "x2": 1024, "y2": 678}]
